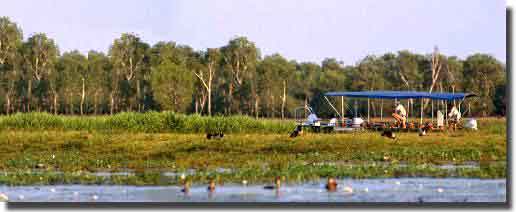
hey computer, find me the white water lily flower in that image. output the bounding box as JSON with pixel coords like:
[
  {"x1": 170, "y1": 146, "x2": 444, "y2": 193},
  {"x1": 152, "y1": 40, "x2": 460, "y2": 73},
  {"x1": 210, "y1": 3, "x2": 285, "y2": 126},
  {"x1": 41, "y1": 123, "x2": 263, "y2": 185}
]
[
  {"x1": 343, "y1": 186, "x2": 353, "y2": 193},
  {"x1": 0, "y1": 193, "x2": 8, "y2": 202}
]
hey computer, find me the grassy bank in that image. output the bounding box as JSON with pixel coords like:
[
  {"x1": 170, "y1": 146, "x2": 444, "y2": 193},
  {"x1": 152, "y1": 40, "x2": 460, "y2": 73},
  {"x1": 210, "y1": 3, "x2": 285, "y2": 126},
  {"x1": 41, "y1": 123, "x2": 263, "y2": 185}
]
[
  {"x1": 0, "y1": 117, "x2": 506, "y2": 185},
  {"x1": 0, "y1": 112, "x2": 296, "y2": 134}
]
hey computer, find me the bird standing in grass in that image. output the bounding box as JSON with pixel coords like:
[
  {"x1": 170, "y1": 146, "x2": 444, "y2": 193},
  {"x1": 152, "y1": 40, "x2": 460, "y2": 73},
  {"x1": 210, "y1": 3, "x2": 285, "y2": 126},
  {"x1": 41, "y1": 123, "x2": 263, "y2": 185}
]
[
  {"x1": 206, "y1": 132, "x2": 224, "y2": 140},
  {"x1": 381, "y1": 130, "x2": 396, "y2": 139},
  {"x1": 264, "y1": 176, "x2": 281, "y2": 189},
  {"x1": 289, "y1": 125, "x2": 303, "y2": 138}
]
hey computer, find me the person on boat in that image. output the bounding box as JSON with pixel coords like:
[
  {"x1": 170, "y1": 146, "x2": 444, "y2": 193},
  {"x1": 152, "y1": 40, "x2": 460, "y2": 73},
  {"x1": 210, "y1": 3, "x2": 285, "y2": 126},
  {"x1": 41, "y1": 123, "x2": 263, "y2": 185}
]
[
  {"x1": 392, "y1": 102, "x2": 407, "y2": 128},
  {"x1": 448, "y1": 104, "x2": 461, "y2": 130}
]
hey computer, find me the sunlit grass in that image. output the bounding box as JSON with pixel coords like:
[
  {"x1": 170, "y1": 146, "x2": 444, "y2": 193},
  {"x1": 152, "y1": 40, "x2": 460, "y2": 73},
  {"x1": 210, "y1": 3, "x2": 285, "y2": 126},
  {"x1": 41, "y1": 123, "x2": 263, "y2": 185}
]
[{"x1": 0, "y1": 117, "x2": 506, "y2": 185}]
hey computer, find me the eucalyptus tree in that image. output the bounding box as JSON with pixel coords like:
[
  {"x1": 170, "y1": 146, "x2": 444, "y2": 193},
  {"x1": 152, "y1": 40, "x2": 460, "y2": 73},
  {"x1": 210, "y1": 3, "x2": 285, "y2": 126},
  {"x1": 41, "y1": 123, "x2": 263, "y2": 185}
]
[
  {"x1": 440, "y1": 56, "x2": 463, "y2": 93},
  {"x1": 109, "y1": 33, "x2": 149, "y2": 112},
  {"x1": 191, "y1": 48, "x2": 221, "y2": 116},
  {"x1": 59, "y1": 51, "x2": 88, "y2": 114},
  {"x1": 421, "y1": 47, "x2": 445, "y2": 109},
  {"x1": 87, "y1": 51, "x2": 111, "y2": 114},
  {"x1": 257, "y1": 54, "x2": 295, "y2": 118},
  {"x1": 396, "y1": 50, "x2": 422, "y2": 90},
  {"x1": 293, "y1": 62, "x2": 321, "y2": 108},
  {"x1": 463, "y1": 54, "x2": 504, "y2": 116},
  {"x1": 150, "y1": 42, "x2": 194, "y2": 112},
  {"x1": 22, "y1": 33, "x2": 59, "y2": 112},
  {"x1": 0, "y1": 17, "x2": 23, "y2": 114},
  {"x1": 221, "y1": 37, "x2": 259, "y2": 114}
]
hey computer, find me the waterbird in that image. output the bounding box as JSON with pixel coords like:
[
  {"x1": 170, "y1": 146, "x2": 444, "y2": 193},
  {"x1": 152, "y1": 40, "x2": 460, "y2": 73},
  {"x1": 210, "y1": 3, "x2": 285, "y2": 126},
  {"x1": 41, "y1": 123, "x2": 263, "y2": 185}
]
[
  {"x1": 50, "y1": 188, "x2": 56, "y2": 193},
  {"x1": 18, "y1": 195, "x2": 24, "y2": 200},
  {"x1": 289, "y1": 125, "x2": 303, "y2": 138},
  {"x1": 363, "y1": 187, "x2": 369, "y2": 193},
  {"x1": 395, "y1": 181, "x2": 401, "y2": 185},
  {"x1": 92, "y1": 194, "x2": 99, "y2": 200},
  {"x1": 437, "y1": 188, "x2": 444, "y2": 193},
  {"x1": 242, "y1": 180, "x2": 248, "y2": 186},
  {"x1": 207, "y1": 180, "x2": 216, "y2": 192},
  {"x1": 181, "y1": 180, "x2": 191, "y2": 193},
  {"x1": 325, "y1": 177, "x2": 338, "y2": 192},
  {"x1": 264, "y1": 177, "x2": 281, "y2": 190},
  {"x1": 0, "y1": 193, "x2": 8, "y2": 202},
  {"x1": 207, "y1": 133, "x2": 224, "y2": 140},
  {"x1": 35, "y1": 163, "x2": 46, "y2": 169},
  {"x1": 381, "y1": 130, "x2": 396, "y2": 139},
  {"x1": 73, "y1": 191, "x2": 79, "y2": 196}
]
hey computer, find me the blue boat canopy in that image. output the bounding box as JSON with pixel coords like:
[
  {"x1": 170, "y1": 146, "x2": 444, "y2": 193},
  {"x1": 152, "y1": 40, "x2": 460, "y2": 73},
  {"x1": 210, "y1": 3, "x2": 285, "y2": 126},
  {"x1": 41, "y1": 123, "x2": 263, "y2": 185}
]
[{"x1": 324, "y1": 91, "x2": 476, "y2": 101}]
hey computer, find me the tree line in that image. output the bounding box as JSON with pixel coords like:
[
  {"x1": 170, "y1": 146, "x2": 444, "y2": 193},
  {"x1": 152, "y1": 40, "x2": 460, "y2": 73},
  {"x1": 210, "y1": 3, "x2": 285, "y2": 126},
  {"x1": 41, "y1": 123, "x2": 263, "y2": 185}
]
[{"x1": 0, "y1": 17, "x2": 506, "y2": 118}]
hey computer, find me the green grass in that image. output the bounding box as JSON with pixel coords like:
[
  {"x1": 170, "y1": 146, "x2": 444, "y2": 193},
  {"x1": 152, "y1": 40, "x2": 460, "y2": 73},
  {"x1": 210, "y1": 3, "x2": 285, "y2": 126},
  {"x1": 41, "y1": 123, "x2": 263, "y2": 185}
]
[
  {"x1": 0, "y1": 117, "x2": 506, "y2": 185},
  {"x1": 0, "y1": 112, "x2": 297, "y2": 134}
]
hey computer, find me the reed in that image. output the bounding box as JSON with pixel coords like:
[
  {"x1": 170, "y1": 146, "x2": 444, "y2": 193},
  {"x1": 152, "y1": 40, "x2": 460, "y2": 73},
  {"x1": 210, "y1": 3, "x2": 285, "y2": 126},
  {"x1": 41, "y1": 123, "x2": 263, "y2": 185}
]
[{"x1": 0, "y1": 112, "x2": 297, "y2": 134}]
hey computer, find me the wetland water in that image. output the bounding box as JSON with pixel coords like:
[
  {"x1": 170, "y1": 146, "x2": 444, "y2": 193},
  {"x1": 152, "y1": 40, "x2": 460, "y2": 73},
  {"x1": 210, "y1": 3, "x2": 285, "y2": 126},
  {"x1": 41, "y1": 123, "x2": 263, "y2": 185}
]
[{"x1": 0, "y1": 178, "x2": 505, "y2": 202}]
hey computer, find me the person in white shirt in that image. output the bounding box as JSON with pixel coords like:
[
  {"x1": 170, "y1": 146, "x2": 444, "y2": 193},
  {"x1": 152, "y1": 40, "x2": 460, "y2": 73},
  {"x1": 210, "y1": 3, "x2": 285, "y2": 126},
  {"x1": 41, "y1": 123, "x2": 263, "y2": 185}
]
[
  {"x1": 448, "y1": 105, "x2": 461, "y2": 130},
  {"x1": 392, "y1": 102, "x2": 407, "y2": 128}
]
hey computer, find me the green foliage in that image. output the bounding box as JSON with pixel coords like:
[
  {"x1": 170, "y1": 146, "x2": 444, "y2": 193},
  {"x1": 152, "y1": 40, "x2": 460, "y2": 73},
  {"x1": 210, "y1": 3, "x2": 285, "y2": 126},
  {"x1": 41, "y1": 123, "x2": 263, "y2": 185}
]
[
  {"x1": 0, "y1": 112, "x2": 296, "y2": 133},
  {"x1": 0, "y1": 118, "x2": 506, "y2": 185},
  {"x1": 0, "y1": 16, "x2": 507, "y2": 117}
]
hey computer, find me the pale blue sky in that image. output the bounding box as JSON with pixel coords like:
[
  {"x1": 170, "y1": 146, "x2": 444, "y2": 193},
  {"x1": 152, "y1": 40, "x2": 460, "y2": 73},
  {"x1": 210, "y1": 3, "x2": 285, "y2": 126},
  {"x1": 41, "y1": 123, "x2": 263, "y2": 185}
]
[{"x1": 0, "y1": 0, "x2": 506, "y2": 64}]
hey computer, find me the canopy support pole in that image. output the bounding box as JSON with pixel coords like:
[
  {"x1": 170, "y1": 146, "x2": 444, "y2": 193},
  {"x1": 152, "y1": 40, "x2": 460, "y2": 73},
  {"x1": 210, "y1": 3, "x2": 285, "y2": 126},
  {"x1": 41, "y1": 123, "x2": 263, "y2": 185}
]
[
  {"x1": 380, "y1": 99, "x2": 384, "y2": 121},
  {"x1": 407, "y1": 99, "x2": 410, "y2": 123},
  {"x1": 367, "y1": 98, "x2": 370, "y2": 123},
  {"x1": 445, "y1": 100, "x2": 448, "y2": 126},
  {"x1": 324, "y1": 96, "x2": 342, "y2": 118},
  {"x1": 431, "y1": 100, "x2": 434, "y2": 123},
  {"x1": 420, "y1": 98, "x2": 423, "y2": 125},
  {"x1": 341, "y1": 96, "x2": 344, "y2": 119},
  {"x1": 468, "y1": 102, "x2": 471, "y2": 117},
  {"x1": 354, "y1": 100, "x2": 358, "y2": 118}
]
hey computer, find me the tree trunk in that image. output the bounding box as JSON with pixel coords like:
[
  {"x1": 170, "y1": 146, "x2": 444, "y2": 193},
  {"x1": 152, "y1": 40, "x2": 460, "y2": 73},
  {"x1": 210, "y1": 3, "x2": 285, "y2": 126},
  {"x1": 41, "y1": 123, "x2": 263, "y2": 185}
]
[
  {"x1": 281, "y1": 80, "x2": 287, "y2": 119},
  {"x1": 255, "y1": 95, "x2": 259, "y2": 119},
  {"x1": 27, "y1": 79, "x2": 32, "y2": 112},
  {"x1": 207, "y1": 87, "x2": 212, "y2": 116},
  {"x1": 110, "y1": 92, "x2": 115, "y2": 115},
  {"x1": 69, "y1": 92, "x2": 74, "y2": 115},
  {"x1": 5, "y1": 93, "x2": 10, "y2": 115},
  {"x1": 227, "y1": 83, "x2": 233, "y2": 115},
  {"x1": 93, "y1": 91, "x2": 98, "y2": 115},
  {"x1": 195, "y1": 99, "x2": 199, "y2": 114},
  {"x1": 80, "y1": 78, "x2": 85, "y2": 115},
  {"x1": 53, "y1": 93, "x2": 58, "y2": 115},
  {"x1": 136, "y1": 79, "x2": 141, "y2": 112}
]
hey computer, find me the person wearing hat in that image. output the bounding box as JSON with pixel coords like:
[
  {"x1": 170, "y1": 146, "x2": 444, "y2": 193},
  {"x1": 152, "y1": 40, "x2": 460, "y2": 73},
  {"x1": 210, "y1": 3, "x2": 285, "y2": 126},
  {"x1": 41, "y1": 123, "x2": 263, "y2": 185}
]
[{"x1": 392, "y1": 101, "x2": 407, "y2": 128}]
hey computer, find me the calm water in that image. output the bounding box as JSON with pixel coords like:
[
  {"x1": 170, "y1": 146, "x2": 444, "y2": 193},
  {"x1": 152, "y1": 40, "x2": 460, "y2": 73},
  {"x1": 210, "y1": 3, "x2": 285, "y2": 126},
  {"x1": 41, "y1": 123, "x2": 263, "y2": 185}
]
[{"x1": 0, "y1": 178, "x2": 506, "y2": 202}]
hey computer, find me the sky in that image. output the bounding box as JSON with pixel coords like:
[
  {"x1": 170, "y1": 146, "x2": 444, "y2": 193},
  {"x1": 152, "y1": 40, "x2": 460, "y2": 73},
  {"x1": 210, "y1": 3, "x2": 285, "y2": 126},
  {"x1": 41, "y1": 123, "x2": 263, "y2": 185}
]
[{"x1": 0, "y1": 0, "x2": 506, "y2": 65}]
